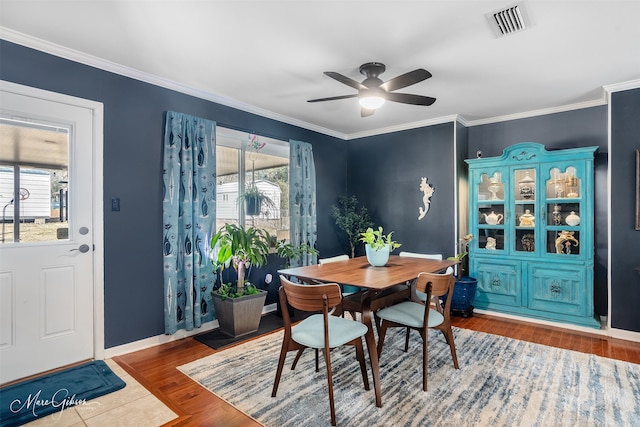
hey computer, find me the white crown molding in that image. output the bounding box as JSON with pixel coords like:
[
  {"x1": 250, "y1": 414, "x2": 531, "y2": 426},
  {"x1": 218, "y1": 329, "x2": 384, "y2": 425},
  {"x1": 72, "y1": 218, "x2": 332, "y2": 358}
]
[
  {"x1": 456, "y1": 115, "x2": 472, "y2": 127},
  {"x1": 466, "y1": 96, "x2": 608, "y2": 127},
  {"x1": 346, "y1": 114, "x2": 460, "y2": 140},
  {"x1": 604, "y1": 79, "x2": 640, "y2": 94},
  {"x1": 0, "y1": 27, "x2": 348, "y2": 140},
  {"x1": 2, "y1": 27, "x2": 459, "y2": 141},
  {"x1": 604, "y1": 79, "x2": 640, "y2": 104},
  {"x1": 3, "y1": 27, "x2": 630, "y2": 140}
]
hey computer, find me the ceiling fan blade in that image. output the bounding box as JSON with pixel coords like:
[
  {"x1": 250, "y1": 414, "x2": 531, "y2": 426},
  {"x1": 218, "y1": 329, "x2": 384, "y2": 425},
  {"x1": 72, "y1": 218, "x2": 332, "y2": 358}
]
[
  {"x1": 380, "y1": 69, "x2": 432, "y2": 92},
  {"x1": 361, "y1": 107, "x2": 375, "y2": 118},
  {"x1": 325, "y1": 72, "x2": 368, "y2": 90},
  {"x1": 386, "y1": 92, "x2": 436, "y2": 106},
  {"x1": 307, "y1": 94, "x2": 358, "y2": 103}
]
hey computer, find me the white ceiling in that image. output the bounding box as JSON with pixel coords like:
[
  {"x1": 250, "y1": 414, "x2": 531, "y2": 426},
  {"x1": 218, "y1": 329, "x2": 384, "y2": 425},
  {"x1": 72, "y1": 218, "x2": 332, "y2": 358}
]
[{"x1": 1, "y1": 1, "x2": 639, "y2": 139}]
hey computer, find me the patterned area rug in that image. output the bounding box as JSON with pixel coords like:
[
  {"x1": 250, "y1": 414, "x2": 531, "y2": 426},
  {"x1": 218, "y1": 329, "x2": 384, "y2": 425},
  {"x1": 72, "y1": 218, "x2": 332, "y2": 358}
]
[{"x1": 178, "y1": 327, "x2": 640, "y2": 426}]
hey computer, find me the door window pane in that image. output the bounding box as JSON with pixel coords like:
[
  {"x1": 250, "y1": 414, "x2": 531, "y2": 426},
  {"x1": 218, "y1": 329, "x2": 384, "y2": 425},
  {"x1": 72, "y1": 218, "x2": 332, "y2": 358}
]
[{"x1": 0, "y1": 120, "x2": 69, "y2": 243}]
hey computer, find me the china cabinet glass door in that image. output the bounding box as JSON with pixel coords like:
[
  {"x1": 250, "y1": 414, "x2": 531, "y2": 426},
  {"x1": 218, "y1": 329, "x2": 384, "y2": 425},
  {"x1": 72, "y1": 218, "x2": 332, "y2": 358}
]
[
  {"x1": 476, "y1": 170, "x2": 506, "y2": 252},
  {"x1": 513, "y1": 168, "x2": 537, "y2": 255},
  {"x1": 543, "y1": 163, "x2": 583, "y2": 258}
]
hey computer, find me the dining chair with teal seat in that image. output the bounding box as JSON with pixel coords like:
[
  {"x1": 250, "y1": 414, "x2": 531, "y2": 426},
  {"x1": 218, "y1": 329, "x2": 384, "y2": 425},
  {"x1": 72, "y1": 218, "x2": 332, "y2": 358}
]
[
  {"x1": 272, "y1": 275, "x2": 370, "y2": 426},
  {"x1": 319, "y1": 254, "x2": 360, "y2": 318},
  {"x1": 397, "y1": 251, "x2": 455, "y2": 350},
  {"x1": 398, "y1": 251, "x2": 454, "y2": 302},
  {"x1": 375, "y1": 271, "x2": 459, "y2": 391}
]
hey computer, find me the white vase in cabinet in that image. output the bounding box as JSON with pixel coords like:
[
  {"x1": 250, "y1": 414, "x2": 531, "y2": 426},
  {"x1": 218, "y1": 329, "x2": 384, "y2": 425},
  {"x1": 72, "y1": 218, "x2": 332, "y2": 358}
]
[{"x1": 565, "y1": 211, "x2": 580, "y2": 226}]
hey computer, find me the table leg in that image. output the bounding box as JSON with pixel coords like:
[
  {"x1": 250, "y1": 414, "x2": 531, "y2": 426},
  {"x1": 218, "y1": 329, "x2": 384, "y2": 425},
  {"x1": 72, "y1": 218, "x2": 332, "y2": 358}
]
[{"x1": 361, "y1": 295, "x2": 382, "y2": 407}]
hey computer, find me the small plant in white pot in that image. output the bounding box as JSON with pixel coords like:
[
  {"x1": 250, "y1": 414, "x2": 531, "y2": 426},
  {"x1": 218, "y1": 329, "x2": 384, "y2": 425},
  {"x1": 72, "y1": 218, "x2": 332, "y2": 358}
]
[{"x1": 359, "y1": 226, "x2": 401, "y2": 266}]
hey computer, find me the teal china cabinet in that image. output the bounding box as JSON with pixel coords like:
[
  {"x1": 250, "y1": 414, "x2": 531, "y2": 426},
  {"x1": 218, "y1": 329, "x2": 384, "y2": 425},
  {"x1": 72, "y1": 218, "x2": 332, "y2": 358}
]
[{"x1": 465, "y1": 143, "x2": 599, "y2": 328}]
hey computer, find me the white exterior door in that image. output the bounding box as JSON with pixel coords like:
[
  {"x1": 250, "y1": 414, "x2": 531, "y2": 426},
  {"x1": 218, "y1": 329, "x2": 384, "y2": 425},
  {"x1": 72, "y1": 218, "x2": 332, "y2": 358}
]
[{"x1": 0, "y1": 82, "x2": 101, "y2": 384}]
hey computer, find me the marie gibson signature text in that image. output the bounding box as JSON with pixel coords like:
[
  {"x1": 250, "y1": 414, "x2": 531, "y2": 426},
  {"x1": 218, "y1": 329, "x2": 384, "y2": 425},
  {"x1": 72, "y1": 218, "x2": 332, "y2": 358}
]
[{"x1": 10, "y1": 388, "x2": 100, "y2": 418}]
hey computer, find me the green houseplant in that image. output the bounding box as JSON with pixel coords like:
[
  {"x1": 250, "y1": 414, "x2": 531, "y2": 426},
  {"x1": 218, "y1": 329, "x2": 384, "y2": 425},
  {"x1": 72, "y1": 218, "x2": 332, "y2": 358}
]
[
  {"x1": 273, "y1": 238, "x2": 319, "y2": 268},
  {"x1": 239, "y1": 183, "x2": 277, "y2": 216},
  {"x1": 210, "y1": 224, "x2": 271, "y2": 337},
  {"x1": 360, "y1": 226, "x2": 401, "y2": 267},
  {"x1": 272, "y1": 238, "x2": 319, "y2": 317},
  {"x1": 331, "y1": 195, "x2": 373, "y2": 258}
]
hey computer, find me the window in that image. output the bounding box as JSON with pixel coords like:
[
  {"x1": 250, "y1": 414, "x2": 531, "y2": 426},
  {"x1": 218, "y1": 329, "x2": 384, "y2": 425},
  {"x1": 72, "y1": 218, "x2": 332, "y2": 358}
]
[
  {"x1": 0, "y1": 118, "x2": 69, "y2": 244},
  {"x1": 215, "y1": 127, "x2": 289, "y2": 239}
]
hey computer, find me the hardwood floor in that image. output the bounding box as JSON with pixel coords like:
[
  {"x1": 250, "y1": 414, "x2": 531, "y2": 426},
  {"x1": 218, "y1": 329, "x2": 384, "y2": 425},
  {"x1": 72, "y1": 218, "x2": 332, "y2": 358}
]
[{"x1": 112, "y1": 314, "x2": 640, "y2": 427}]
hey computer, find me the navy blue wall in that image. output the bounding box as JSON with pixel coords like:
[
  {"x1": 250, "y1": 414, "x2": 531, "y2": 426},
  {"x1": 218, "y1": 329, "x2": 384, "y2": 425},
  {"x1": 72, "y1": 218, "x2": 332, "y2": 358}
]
[
  {"x1": 611, "y1": 88, "x2": 640, "y2": 332},
  {"x1": 467, "y1": 107, "x2": 609, "y2": 317},
  {"x1": 0, "y1": 40, "x2": 347, "y2": 347},
  {"x1": 347, "y1": 123, "x2": 457, "y2": 257},
  {"x1": 3, "y1": 39, "x2": 639, "y2": 345}
]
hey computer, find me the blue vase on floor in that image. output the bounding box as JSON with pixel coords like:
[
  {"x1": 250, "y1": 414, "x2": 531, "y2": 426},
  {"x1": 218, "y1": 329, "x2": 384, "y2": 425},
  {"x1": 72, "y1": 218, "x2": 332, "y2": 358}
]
[{"x1": 450, "y1": 276, "x2": 478, "y2": 317}]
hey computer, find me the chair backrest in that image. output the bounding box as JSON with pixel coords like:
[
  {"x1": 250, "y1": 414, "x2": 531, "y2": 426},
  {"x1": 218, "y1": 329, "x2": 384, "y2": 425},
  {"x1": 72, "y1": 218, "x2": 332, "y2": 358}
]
[
  {"x1": 398, "y1": 251, "x2": 454, "y2": 275},
  {"x1": 318, "y1": 254, "x2": 349, "y2": 264},
  {"x1": 279, "y1": 275, "x2": 342, "y2": 312},
  {"x1": 415, "y1": 272, "x2": 456, "y2": 315},
  {"x1": 399, "y1": 251, "x2": 442, "y2": 260}
]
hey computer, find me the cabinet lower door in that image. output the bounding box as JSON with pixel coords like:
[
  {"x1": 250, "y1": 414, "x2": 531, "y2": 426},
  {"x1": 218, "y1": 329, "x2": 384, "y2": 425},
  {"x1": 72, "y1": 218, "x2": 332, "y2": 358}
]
[
  {"x1": 528, "y1": 263, "x2": 592, "y2": 318},
  {"x1": 473, "y1": 258, "x2": 521, "y2": 308}
]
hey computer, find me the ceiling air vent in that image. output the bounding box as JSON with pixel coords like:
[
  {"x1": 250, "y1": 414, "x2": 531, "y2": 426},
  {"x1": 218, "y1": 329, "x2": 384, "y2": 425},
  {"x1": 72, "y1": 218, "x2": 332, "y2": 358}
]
[{"x1": 486, "y1": 3, "x2": 530, "y2": 37}]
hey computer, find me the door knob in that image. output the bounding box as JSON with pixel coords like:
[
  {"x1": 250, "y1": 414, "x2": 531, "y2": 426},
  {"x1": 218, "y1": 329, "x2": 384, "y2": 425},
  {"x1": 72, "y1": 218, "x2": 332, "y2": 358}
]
[{"x1": 70, "y1": 244, "x2": 90, "y2": 253}]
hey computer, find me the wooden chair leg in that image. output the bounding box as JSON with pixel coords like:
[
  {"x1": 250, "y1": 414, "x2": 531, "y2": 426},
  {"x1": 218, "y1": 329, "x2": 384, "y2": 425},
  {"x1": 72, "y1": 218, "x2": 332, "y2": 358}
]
[
  {"x1": 272, "y1": 341, "x2": 289, "y2": 397},
  {"x1": 445, "y1": 327, "x2": 459, "y2": 369},
  {"x1": 291, "y1": 348, "x2": 319, "y2": 372},
  {"x1": 404, "y1": 327, "x2": 411, "y2": 352},
  {"x1": 421, "y1": 329, "x2": 429, "y2": 391},
  {"x1": 291, "y1": 348, "x2": 305, "y2": 369},
  {"x1": 354, "y1": 339, "x2": 370, "y2": 390},
  {"x1": 376, "y1": 321, "x2": 389, "y2": 357},
  {"x1": 436, "y1": 326, "x2": 459, "y2": 369},
  {"x1": 322, "y1": 347, "x2": 337, "y2": 426}
]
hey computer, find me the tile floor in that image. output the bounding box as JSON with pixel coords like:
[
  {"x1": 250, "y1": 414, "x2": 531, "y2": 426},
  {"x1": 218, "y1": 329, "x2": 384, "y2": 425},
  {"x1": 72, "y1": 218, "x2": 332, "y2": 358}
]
[{"x1": 23, "y1": 360, "x2": 177, "y2": 427}]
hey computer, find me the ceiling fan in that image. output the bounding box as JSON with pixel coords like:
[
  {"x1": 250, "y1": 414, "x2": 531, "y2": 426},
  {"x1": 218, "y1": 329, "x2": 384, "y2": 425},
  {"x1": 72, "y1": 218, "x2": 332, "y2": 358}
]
[{"x1": 307, "y1": 62, "x2": 436, "y2": 117}]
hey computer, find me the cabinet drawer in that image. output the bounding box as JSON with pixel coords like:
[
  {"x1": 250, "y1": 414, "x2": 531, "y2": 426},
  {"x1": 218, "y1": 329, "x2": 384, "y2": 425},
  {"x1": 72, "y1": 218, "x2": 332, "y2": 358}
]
[
  {"x1": 528, "y1": 264, "x2": 586, "y2": 316},
  {"x1": 473, "y1": 258, "x2": 521, "y2": 307}
]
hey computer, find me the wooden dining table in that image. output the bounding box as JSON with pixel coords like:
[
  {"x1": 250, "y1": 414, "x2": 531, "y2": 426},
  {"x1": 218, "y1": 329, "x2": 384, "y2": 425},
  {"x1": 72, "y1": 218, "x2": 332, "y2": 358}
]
[{"x1": 278, "y1": 255, "x2": 458, "y2": 407}]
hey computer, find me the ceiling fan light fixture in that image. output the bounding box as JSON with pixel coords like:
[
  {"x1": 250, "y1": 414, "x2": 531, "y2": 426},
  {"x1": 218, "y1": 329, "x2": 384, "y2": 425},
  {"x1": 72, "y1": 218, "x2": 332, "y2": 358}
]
[
  {"x1": 359, "y1": 92, "x2": 386, "y2": 109},
  {"x1": 308, "y1": 62, "x2": 435, "y2": 114}
]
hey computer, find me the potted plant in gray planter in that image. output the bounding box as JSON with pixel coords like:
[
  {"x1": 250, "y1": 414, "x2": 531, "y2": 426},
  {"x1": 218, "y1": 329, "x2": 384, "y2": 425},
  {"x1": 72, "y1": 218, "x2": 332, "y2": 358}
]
[
  {"x1": 360, "y1": 226, "x2": 401, "y2": 267},
  {"x1": 210, "y1": 224, "x2": 270, "y2": 337}
]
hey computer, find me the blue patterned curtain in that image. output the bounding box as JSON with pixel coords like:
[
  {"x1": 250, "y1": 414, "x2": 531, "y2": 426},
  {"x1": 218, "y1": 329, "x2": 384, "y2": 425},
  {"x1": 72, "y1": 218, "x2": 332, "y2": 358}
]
[
  {"x1": 289, "y1": 140, "x2": 318, "y2": 267},
  {"x1": 162, "y1": 111, "x2": 217, "y2": 334}
]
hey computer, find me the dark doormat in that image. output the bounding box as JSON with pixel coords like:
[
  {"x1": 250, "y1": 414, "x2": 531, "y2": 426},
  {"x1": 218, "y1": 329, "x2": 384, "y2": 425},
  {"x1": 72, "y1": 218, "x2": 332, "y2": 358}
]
[
  {"x1": 195, "y1": 309, "x2": 312, "y2": 350},
  {"x1": 0, "y1": 360, "x2": 125, "y2": 427}
]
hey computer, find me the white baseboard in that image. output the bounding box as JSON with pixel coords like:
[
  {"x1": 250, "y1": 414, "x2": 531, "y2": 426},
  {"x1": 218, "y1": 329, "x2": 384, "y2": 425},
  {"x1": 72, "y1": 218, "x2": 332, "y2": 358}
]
[
  {"x1": 104, "y1": 303, "x2": 278, "y2": 359},
  {"x1": 474, "y1": 309, "x2": 640, "y2": 343},
  {"x1": 608, "y1": 327, "x2": 640, "y2": 343}
]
